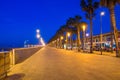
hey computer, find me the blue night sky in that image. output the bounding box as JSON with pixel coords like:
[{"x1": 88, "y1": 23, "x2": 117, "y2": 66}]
[{"x1": 0, "y1": 0, "x2": 120, "y2": 48}]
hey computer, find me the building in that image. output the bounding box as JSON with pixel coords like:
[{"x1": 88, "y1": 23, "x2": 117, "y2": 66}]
[{"x1": 86, "y1": 31, "x2": 120, "y2": 49}]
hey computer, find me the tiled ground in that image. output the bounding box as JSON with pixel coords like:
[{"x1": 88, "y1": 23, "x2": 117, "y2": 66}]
[{"x1": 7, "y1": 46, "x2": 120, "y2": 80}]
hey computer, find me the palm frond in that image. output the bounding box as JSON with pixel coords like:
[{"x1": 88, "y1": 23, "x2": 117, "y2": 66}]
[
  {"x1": 93, "y1": 2, "x2": 99, "y2": 9},
  {"x1": 85, "y1": 13, "x2": 90, "y2": 20},
  {"x1": 80, "y1": 0, "x2": 87, "y2": 8},
  {"x1": 88, "y1": 0, "x2": 93, "y2": 6}
]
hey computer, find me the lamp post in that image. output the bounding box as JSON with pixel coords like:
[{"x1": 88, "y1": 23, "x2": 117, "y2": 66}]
[
  {"x1": 82, "y1": 25, "x2": 87, "y2": 52},
  {"x1": 66, "y1": 32, "x2": 71, "y2": 49},
  {"x1": 86, "y1": 33, "x2": 89, "y2": 43},
  {"x1": 36, "y1": 34, "x2": 40, "y2": 39},
  {"x1": 67, "y1": 32, "x2": 70, "y2": 37},
  {"x1": 36, "y1": 29, "x2": 40, "y2": 33},
  {"x1": 100, "y1": 11, "x2": 105, "y2": 55},
  {"x1": 36, "y1": 29, "x2": 40, "y2": 45}
]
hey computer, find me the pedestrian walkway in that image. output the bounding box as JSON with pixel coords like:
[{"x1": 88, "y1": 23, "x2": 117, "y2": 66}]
[
  {"x1": 71, "y1": 49, "x2": 116, "y2": 57},
  {"x1": 7, "y1": 46, "x2": 120, "y2": 80},
  {"x1": 93, "y1": 51, "x2": 116, "y2": 57}
]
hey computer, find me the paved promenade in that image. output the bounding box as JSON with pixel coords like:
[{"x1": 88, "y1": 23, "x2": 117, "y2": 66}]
[{"x1": 7, "y1": 46, "x2": 120, "y2": 80}]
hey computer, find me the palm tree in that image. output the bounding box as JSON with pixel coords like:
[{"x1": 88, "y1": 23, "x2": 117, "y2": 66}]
[
  {"x1": 80, "y1": 0, "x2": 99, "y2": 53},
  {"x1": 64, "y1": 25, "x2": 73, "y2": 50},
  {"x1": 67, "y1": 16, "x2": 82, "y2": 51},
  {"x1": 48, "y1": 34, "x2": 58, "y2": 47},
  {"x1": 111, "y1": 26, "x2": 114, "y2": 53},
  {"x1": 60, "y1": 25, "x2": 72, "y2": 49},
  {"x1": 56, "y1": 27, "x2": 65, "y2": 48},
  {"x1": 56, "y1": 25, "x2": 72, "y2": 49},
  {"x1": 70, "y1": 27, "x2": 77, "y2": 50},
  {"x1": 100, "y1": 0, "x2": 120, "y2": 57},
  {"x1": 59, "y1": 25, "x2": 66, "y2": 48}
]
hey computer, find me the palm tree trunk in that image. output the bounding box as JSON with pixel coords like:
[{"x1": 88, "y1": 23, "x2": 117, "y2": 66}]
[
  {"x1": 83, "y1": 30, "x2": 86, "y2": 51},
  {"x1": 60, "y1": 37, "x2": 61, "y2": 49},
  {"x1": 59, "y1": 38, "x2": 60, "y2": 48},
  {"x1": 111, "y1": 31, "x2": 113, "y2": 53},
  {"x1": 90, "y1": 11, "x2": 93, "y2": 53},
  {"x1": 109, "y1": 5, "x2": 120, "y2": 57},
  {"x1": 66, "y1": 33, "x2": 68, "y2": 50},
  {"x1": 82, "y1": 30, "x2": 84, "y2": 50},
  {"x1": 77, "y1": 27, "x2": 81, "y2": 51},
  {"x1": 56, "y1": 40, "x2": 58, "y2": 48},
  {"x1": 110, "y1": 14, "x2": 114, "y2": 53},
  {"x1": 70, "y1": 33, "x2": 73, "y2": 50}
]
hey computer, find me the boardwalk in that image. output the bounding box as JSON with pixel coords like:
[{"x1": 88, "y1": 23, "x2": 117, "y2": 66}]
[{"x1": 7, "y1": 46, "x2": 120, "y2": 80}]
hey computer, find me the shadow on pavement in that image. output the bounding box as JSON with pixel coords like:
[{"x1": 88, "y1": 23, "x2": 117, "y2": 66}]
[{"x1": 6, "y1": 73, "x2": 25, "y2": 80}]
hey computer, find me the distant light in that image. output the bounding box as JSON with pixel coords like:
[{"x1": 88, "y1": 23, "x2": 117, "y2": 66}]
[
  {"x1": 36, "y1": 29, "x2": 40, "y2": 33},
  {"x1": 67, "y1": 32, "x2": 70, "y2": 37},
  {"x1": 82, "y1": 25, "x2": 86, "y2": 31},
  {"x1": 101, "y1": 12, "x2": 105, "y2": 16},
  {"x1": 61, "y1": 36, "x2": 64, "y2": 40},
  {"x1": 36, "y1": 34, "x2": 40, "y2": 38},
  {"x1": 41, "y1": 38, "x2": 45, "y2": 46},
  {"x1": 86, "y1": 33, "x2": 89, "y2": 37}
]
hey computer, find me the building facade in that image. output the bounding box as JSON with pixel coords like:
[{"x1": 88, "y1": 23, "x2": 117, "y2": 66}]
[{"x1": 86, "y1": 31, "x2": 120, "y2": 48}]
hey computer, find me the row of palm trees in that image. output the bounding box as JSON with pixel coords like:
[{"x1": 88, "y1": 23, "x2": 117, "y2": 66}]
[
  {"x1": 48, "y1": 0, "x2": 120, "y2": 57},
  {"x1": 49, "y1": 16, "x2": 87, "y2": 51}
]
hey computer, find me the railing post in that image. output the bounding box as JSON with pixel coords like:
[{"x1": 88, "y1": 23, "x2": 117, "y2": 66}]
[{"x1": 12, "y1": 49, "x2": 15, "y2": 65}]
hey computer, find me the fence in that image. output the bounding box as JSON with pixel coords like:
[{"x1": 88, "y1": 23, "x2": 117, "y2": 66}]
[
  {"x1": 0, "y1": 52, "x2": 10, "y2": 79},
  {"x1": 12, "y1": 47, "x2": 42, "y2": 64},
  {"x1": 0, "y1": 46, "x2": 42, "y2": 79}
]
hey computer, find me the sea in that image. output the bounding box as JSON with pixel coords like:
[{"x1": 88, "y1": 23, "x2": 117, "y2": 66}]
[{"x1": 0, "y1": 48, "x2": 13, "y2": 52}]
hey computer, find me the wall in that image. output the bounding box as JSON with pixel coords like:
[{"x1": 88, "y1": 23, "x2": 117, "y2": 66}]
[
  {"x1": 0, "y1": 52, "x2": 10, "y2": 79},
  {"x1": 11, "y1": 47, "x2": 42, "y2": 65},
  {"x1": 0, "y1": 47, "x2": 42, "y2": 79}
]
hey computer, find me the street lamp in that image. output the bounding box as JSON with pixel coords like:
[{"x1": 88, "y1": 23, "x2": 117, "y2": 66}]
[
  {"x1": 61, "y1": 36, "x2": 64, "y2": 40},
  {"x1": 85, "y1": 33, "x2": 89, "y2": 45},
  {"x1": 36, "y1": 34, "x2": 40, "y2": 39},
  {"x1": 100, "y1": 11, "x2": 105, "y2": 55},
  {"x1": 86, "y1": 33, "x2": 89, "y2": 37},
  {"x1": 82, "y1": 24, "x2": 87, "y2": 52},
  {"x1": 36, "y1": 29, "x2": 40, "y2": 33},
  {"x1": 101, "y1": 12, "x2": 105, "y2": 16},
  {"x1": 82, "y1": 25, "x2": 86, "y2": 32},
  {"x1": 66, "y1": 32, "x2": 71, "y2": 50},
  {"x1": 36, "y1": 29, "x2": 41, "y2": 45},
  {"x1": 67, "y1": 32, "x2": 71, "y2": 37}
]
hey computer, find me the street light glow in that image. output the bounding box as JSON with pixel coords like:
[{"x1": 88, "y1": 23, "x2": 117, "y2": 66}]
[
  {"x1": 41, "y1": 38, "x2": 45, "y2": 46},
  {"x1": 36, "y1": 34, "x2": 40, "y2": 39},
  {"x1": 61, "y1": 36, "x2": 64, "y2": 40},
  {"x1": 36, "y1": 29, "x2": 40, "y2": 33},
  {"x1": 86, "y1": 33, "x2": 89, "y2": 37},
  {"x1": 82, "y1": 25, "x2": 86, "y2": 31},
  {"x1": 67, "y1": 32, "x2": 70, "y2": 37},
  {"x1": 101, "y1": 12, "x2": 105, "y2": 16}
]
